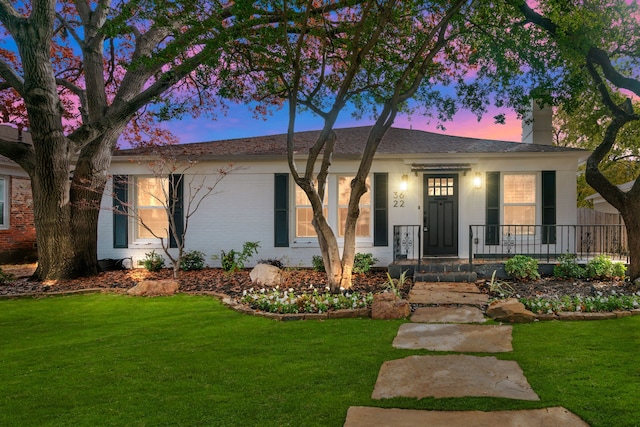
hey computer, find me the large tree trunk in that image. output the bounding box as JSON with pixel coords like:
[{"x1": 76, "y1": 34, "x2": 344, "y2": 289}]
[{"x1": 620, "y1": 206, "x2": 640, "y2": 281}]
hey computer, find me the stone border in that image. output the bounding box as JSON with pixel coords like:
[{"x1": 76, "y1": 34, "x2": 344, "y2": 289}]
[{"x1": 3, "y1": 288, "x2": 640, "y2": 322}]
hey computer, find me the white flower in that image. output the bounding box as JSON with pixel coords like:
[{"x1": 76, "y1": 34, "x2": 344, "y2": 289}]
[{"x1": 289, "y1": 288, "x2": 294, "y2": 292}]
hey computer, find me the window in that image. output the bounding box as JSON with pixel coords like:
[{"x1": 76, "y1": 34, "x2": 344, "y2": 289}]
[
  {"x1": 0, "y1": 176, "x2": 6, "y2": 228},
  {"x1": 295, "y1": 181, "x2": 328, "y2": 238},
  {"x1": 503, "y1": 173, "x2": 536, "y2": 234},
  {"x1": 427, "y1": 177, "x2": 455, "y2": 196},
  {"x1": 338, "y1": 176, "x2": 371, "y2": 237},
  {"x1": 135, "y1": 176, "x2": 169, "y2": 240}
]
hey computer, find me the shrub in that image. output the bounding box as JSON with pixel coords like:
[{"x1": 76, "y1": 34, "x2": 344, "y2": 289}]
[
  {"x1": 353, "y1": 253, "x2": 378, "y2": 274},
  {"x1": 311, "y1": 255, "x2": 325, "y2": 272},
  {"x1": 585, "y1": 255, "x2": 626, "y2": 280},
  {"x1": 142, "y1": 250, "x2": 165, "y2": 272},
  {"x1": 241, "y1": 287, "x2": 374, "y2": 314},
  {"x1": 553, "y1": 253, "x2": 585, "y2": 279},
  {"x1": 0, "y1": 267, "x2": 15, "y2": 284},
  {"x1": 256, "y1": 258, "x2": 285, "y2": 269},
  {"x1": 213, "y1": 241, "x2": 260, "y2": 273},
  {"x1": 505, "y1": 255, "x2": 540, "y2": 280},
  {"x1": 180, "y1": 250, "x2": 206, "y2": 271}
]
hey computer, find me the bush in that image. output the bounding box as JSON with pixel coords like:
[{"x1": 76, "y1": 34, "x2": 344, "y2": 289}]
[
  {"x1": 353, "y1": 253, "x2": 378, "y2": 274},
  {"x1": 553, "y1": 253, "x2": 585, "y2": 279},
  {"x1": 585, "y1": 255, "x2": 626, "y2": 280},
  {"x1": 213, "y1": 241, "x2": 260, "y2": 273},
  {"x1": 311, "y1": 255, "x2": 325, "y2": 272},
  {"x1": 0, "y1": 267, "x2": 14, "y2": 284},
  {"x1": 142, "y1": 250, "x2": 165, "y2": 272},
  {"x1": 180, "y1": 250, "x2": 206, "y2": 271},
  {"x1": 505, "y1": 255, "x2": 540, "y2": 280},
  {"x1": 257, "y1": 258, "x2": 285, "y2": 269}
]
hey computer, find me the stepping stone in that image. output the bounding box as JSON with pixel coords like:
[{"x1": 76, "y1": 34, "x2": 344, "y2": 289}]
[
  {"x1": 344, "y1": 406, "x2": 590, "y2": 427},
  {"x1": 411, "y1": 306, "x2": 486, "y2": 323},
  {"x1": 372, "y1": 355, "x2": 539, "y2": 401},
  {"x1": 393, "y1": 323, "x2": 512, "y2": 353},
  {"x1": 409, "y1": 282, "x2": 489, "y2": 305}
]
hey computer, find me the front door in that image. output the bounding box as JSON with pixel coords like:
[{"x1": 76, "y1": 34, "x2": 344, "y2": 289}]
[{"x1": 423, "y1": 174, "x2": 458, "y2": 256}]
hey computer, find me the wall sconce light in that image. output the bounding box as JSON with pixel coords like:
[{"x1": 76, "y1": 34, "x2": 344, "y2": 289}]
[
  {"x1": 400, "y1": 174, "x2": 408, "y2": 191},
  {"x1": 473, "y1": 173, "x2": 482, "y2": 189}
]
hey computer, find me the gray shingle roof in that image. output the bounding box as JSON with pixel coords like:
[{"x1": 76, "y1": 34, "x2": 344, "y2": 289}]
[{"x1": 115, "y1": 126, "x2": 587, "y2": 158}]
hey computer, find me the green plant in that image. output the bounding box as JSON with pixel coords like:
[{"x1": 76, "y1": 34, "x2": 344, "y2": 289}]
[
  {"x1": 553, "y1": 253, "x2": 585, "y2": 279},
  {"x1": 585, "y1": 255, "x2": 614, "y2": 279},
  {"x1": 613, "y1": 262, "x2": 627, "y2": 278},
  {"x1": 0, "y1": 267, "x2": 14, "y2": 284},
  {"x1": 353, "y1": 253, "x2": 378, "y2": 274},
  {"x1": 142, "y1": 250, "x2": 165, "y2": 272},
  {"x1": 180, "y1": 250, "x2": 206, "y2": 271},
  {"x1": 241, "y1": 287, "x2": 374, "y2": 313},
  {"x1": 311, "y1": 255, "x2": 325, "y2": 272},
  {"x1": 213, "y1": 241, "x2": 260, "y2": 273},
  {"x1": 385, "y1": 270, "x2": 408, "y2": 297},
  {"x1": 504, "y1": 255, "x2": 540, "y2": 280},
  {"x1": 488, "y1": 270, "x2": 516, "y2": 298}
]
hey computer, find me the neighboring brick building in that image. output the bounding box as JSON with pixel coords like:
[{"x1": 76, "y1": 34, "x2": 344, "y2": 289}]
[{"x1": 0, "y1": 125, "x2": 37, "y2": 264}]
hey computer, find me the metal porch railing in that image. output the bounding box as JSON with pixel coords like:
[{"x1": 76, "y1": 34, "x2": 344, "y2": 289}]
[{"x1": 469, "y1": 224, "x2": 628, "y2": 263}]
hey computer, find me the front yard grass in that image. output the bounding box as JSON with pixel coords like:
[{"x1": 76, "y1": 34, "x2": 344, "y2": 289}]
[{"x1": 0, "y1": 294, "x2": 638, "y2": 426}]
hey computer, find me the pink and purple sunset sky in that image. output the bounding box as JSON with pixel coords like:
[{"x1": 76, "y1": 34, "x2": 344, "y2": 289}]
[{"x1": 164, "y1": 103, "x2": 524, "y2": 144}]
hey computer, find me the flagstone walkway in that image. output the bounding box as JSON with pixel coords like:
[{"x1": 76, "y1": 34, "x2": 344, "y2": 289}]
[{"x1": 343, "y1": 281, "x2": 590, "y2": 427}]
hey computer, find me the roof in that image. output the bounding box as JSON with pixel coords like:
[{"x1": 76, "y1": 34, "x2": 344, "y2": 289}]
[{"x1": 115, "y1": 126, "x2": 588, "y2": 158}]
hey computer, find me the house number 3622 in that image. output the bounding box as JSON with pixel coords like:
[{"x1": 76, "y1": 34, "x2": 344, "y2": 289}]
[{"x1": 393, "y1": 192, "x2": 405, "y2": 207}]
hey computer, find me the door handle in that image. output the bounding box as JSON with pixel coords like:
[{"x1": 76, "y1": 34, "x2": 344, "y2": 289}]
[{"x1": 423, "y1": 227, "x2": 429, "y2": 232}]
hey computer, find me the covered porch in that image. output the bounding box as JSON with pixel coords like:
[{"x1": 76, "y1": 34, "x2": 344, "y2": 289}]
[{"x1": 390, "y1": 224, "x2": 629, "y2": 280}]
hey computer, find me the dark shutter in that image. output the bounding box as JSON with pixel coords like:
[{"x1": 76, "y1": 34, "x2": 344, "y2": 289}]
[
  {"x1": 373, "y1": 173, "x2": 388, "y2": 246},
  {"x1": 169, "y1": 174, "x2": 184, "y2": 249},
  {"x1": 113, "y1": 175, "x2": 128, "y2": 248},
  {"x1": 274, "y1": 173, "x2": 289, "y2": 247},
  {"x1": 485, "y1": 172, "x2": 500, "y2": 245},
  {"x1": 542, "y1": 171, "x2": 556, "y2": 244}
]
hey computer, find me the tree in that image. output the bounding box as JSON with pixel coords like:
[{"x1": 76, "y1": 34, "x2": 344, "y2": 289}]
[
  {"x1": 224, "y1": 0, "x2": 488, "y2": 291},
  {"x1": 113, "y1": 149, "x2": 235, "y2": 279},
  {"x1": 0, "y1": 0, "x2": 318, "y2": 280},
  {"x1": 511, "y1": 0, "x2": 640, "y2": 279}
]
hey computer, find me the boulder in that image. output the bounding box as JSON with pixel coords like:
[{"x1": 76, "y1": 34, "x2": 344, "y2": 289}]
[
  {"x1": 372, "y1": 292, "x2": 411, "y2": 320},
  {"x1": 249, "y1": 264, "x2": 283, "y2": 286},
  {"x1": 487, "y1": 298, "x2": 536, "y2": 323},
  {"x1": 127, "y1": 279, "x2": 180, "y2": 297}
]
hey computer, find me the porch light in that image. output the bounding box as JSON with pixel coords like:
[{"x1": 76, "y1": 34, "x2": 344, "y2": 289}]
[
  {"x1": 473, "y1": 173, "x2": 482, "y2": 189},
  {"x1": 400, "y1": 174, "x2": 408, "y2": 191}
]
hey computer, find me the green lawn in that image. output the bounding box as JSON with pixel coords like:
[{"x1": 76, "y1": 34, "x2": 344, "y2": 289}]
[{"x1": 0, "y1": 294, "x2": 638, "y2": 426}]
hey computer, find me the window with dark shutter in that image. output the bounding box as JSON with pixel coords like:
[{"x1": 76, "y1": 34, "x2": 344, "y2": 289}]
[
  {"x1": 542, "y1": 171, "x2": 556, "y2": 244},
  {"x1": 169, "y1": 174, "x2": 184, "y2": 249},
  {"x1": 113, "y1": 175, "x2": 128, "y2": 248},
  {"x1": 485, "y1": 172, "x2": 500, "y2": 245},
  {"x1": 373, "y1": 173, "x2": 388, "y2": 246},
  {"x1": 274, "y1": 173, "x2": 289, "y2": 247}
]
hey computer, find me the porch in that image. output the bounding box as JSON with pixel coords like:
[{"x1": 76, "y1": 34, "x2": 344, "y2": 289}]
[{"x1": 390, "y1": 224, "x2": 629, "y2": 280}]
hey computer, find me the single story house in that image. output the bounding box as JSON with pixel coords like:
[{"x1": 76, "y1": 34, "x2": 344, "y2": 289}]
[
  {"x1": 0, "y1": 125, "x2": 37, "y2": 264},
  {"x1": 97, "y1": 119, "x2": 589, "y2": 270}
]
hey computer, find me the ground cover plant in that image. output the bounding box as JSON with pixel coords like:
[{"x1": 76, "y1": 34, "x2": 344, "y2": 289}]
[{"x1": 0, "y1": 294, "x2": 639, "y2": 426}]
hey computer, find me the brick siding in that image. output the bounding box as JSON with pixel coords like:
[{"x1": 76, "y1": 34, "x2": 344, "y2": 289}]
[{"x1": 0, "y1": 175, "x2": 37, "y2": 264}]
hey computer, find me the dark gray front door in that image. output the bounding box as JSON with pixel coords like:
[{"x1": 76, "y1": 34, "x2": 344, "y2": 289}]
[{"x1": 423, "y1": 175, "x2": 458, "y2": 256}]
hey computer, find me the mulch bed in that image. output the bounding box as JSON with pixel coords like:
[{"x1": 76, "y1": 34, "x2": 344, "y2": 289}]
[{"x1": 0, "y1": 264, "x2": 636, "y2": 300}]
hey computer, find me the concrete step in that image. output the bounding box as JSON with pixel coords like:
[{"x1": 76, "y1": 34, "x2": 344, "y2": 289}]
[{"x1": 414, "y1": 271, "x2": 477, "y2": 283}]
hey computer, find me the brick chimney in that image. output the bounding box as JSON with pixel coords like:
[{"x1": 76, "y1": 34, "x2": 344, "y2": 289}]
[{"x1": 522, "y1": 101, "x2": 553, "y2": 145}]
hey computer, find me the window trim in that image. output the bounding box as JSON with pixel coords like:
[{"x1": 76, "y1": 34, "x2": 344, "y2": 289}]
[
  {"x1": 294, "y1": 179, "x2": 328, "y2": 239},
  {"x1": 0, "y1": 175, "x2": 7, "y2": 229},
  {"x1": 337, "y1": 175, "x2": 372, "y2": 239},
  {"x1": 131, "y1": 175, "x2": 170, "y2": 244},
  {"x1": 502, "y1": 172, "x2": 539, "y2": 236}
]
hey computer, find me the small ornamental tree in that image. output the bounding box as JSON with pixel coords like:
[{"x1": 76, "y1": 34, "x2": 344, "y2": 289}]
[{"x1": 114, "y1": 148, "x2": 235, "y2": 279}]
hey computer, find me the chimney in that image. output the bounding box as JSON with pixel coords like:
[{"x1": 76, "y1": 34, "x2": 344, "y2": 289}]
[{"x1": 522, "y1": 101, "x2": 553, "y2": 145}]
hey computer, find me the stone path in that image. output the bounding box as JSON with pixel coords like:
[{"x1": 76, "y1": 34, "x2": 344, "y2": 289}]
[{"x1": 344, "y1": 281, "x2": 590, "y2": 426}]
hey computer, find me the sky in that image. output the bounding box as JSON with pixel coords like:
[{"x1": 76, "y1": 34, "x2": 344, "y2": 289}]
[{"x1": 163, "y1": 103, "x2": 524, "y2": 144}]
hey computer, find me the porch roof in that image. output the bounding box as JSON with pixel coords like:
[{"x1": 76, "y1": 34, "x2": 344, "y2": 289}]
[{"x1": 115, "y1": 126, "x2": 588, "y2": 159}]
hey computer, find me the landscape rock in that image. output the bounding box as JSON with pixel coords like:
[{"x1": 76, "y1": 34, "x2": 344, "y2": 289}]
[
  {"x1": 249, "y1": 264, "x2": 283, "y2": 287},
  {"x1": 487, "y1": 298, "x2": 536, "y2": 323},
  {"x1": 127, "y1": 279, "x2": 180, "y2": 296},
  {"x1": 371, "y1": 292, "x2": 410, "y2": 320}
]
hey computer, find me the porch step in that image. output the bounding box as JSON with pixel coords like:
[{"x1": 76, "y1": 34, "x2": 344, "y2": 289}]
[{"x1": 414, "y1": 271, "x2": 477, "y2": 283}]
